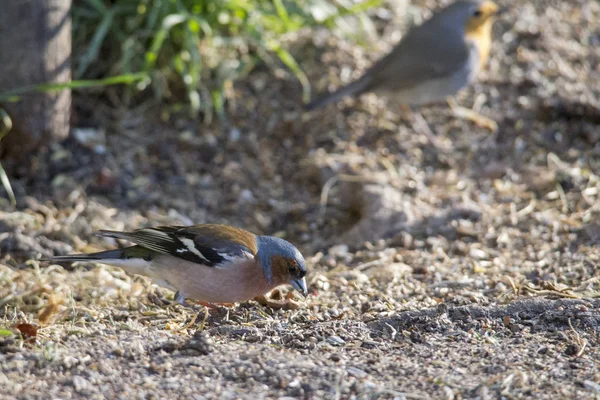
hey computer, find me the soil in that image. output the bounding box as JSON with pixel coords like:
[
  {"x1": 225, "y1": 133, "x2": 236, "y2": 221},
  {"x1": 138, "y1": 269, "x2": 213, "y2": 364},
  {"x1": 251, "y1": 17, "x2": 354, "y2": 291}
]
[{"x1": 1, "y1": 0, "x2": 600, "y2": 399}]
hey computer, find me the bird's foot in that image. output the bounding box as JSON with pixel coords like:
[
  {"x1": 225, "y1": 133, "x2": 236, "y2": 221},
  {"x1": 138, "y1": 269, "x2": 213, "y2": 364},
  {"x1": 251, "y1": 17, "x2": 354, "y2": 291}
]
[{"x1": 254, "y1": 290, "x2": 302, "y2": 310}]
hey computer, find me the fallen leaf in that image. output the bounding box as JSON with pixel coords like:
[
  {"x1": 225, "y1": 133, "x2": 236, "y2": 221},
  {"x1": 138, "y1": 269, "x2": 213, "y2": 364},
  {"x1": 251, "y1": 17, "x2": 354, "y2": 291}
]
[{"x1": 15, "y1": 323, "x2": 37, "y2": 343}]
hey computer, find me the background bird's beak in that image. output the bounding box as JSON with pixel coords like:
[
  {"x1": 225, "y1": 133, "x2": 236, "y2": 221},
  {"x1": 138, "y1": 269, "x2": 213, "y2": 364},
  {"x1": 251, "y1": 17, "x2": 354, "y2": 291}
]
[{"x1": 291, "y1": 277, "x2": 308, "y2": 297}]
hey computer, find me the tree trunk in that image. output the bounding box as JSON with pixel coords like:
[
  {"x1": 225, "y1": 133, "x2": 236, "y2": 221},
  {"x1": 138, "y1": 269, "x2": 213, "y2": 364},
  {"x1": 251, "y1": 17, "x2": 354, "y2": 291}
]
[{"x1": 0, "y1": 0, "x2": 72, "y2": 167}]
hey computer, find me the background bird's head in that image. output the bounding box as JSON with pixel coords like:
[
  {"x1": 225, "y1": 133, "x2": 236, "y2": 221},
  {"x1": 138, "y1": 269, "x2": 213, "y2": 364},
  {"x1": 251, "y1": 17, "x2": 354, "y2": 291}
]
[
  {"x1": 434, "y1": 1, "x2": 502, "y2": 35},
  {"x1": 463, "y1": 1, "x2": 503, "y2": 36}
]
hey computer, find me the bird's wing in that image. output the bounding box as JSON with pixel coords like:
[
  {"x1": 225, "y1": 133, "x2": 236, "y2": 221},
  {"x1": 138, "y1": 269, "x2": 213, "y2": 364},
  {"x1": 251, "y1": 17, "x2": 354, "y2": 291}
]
[
  {"x1": 360, "y1": 23, "x2": 471, "y2": 94},
  {"x1": 98, "y1": 224, "x2": 256, "y2": 268}
]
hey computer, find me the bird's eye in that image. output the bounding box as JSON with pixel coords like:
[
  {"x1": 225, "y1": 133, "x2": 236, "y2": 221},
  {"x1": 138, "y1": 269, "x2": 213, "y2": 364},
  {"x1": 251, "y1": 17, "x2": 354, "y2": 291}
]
[
  {"x1": 288, "y1": 263, "x2": 305, "y2": 278},
  {"x1": 288, "y1": 262, "x2": 299, "y2": 275},
  {"x1": 472, "y1": 9, "x2": 483, "y2": 17}
]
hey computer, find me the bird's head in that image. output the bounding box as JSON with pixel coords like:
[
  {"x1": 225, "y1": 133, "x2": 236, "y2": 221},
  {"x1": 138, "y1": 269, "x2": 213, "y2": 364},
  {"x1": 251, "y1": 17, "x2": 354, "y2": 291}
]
[
  {"x1": 434, "y1": 1, "x2": 503, "y2": 33},
  {"x1": 256, "y1": 235, "x2": 308, "y2": 296},
  {"x1": 436, "y1": 1, "x2": 504, "y2": 70},
  {"x1": 462, "y1": 1, "x2": 504, "y2": 37}
]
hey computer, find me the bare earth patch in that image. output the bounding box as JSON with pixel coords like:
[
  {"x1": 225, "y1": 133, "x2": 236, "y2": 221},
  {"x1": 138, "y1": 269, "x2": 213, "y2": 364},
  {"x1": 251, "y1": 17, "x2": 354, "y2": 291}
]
[{"x1": 1, "y1": 0, "x2": 600, "y2": 399}]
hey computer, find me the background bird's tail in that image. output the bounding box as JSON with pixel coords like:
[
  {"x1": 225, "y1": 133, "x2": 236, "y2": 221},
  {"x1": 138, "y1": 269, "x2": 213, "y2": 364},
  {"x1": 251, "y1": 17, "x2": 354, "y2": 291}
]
[{"x1": 304, "y1": 75, "x2": 371, "y2": 111}]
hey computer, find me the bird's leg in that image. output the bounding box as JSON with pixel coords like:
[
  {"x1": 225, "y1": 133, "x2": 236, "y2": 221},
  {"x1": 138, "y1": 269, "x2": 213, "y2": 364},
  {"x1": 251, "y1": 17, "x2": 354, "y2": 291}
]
[
  {"x1": 173, "y1": 291, "x2": 230, "y2": 311},
  {"x1": 447, "y1": 97, "x2": 497, "y2": 132}
]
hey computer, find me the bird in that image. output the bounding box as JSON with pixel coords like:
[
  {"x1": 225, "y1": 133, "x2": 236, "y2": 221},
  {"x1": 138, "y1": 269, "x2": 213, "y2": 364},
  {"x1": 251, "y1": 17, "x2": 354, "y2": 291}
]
[
  {"x1": 42, "y1": 224, "x2": 308, "y2": 305},
  {"x1": 305, "y1": 0, "x2": 504, "y2": 116}
]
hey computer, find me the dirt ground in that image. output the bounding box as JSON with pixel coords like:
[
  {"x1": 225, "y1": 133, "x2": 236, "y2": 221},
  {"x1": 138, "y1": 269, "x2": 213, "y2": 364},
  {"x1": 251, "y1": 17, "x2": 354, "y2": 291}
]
[{"x1": 1, "y1": 0, "x2": 600, "y2": 399}]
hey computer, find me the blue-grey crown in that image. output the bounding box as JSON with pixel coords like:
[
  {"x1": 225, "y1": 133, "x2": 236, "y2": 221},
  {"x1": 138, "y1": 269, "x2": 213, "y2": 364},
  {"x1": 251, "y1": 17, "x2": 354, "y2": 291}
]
[
  {"x1": 435, "y1": 0, "x2": 483, "y2": 28},
  {"x1": 256, "y1": 235, "x2": 306, "y2": 283}
]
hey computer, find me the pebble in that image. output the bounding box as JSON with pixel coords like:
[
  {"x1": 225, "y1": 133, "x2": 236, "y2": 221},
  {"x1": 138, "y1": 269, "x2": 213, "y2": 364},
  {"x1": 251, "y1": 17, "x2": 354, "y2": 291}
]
[
  {"x1": 62, "y1": 356, "x2": 79, "y2": 369},
  {"x1": 327, "y1": 336, "x2": 345, "y2": 346},
  {"x1": 469, "y1": 247, "x2": 487, "y2": 259},
  {"x1": 347, "y1": 366, "x2": 368, "y2": 378},
  {"x1": 328, "y1": 244, "x2": 349, "y2": 258},
  {"x1": 72, "y1": 375, "x2": 90, "y2": 392},
  {"x1": 229, "y1": 127, "x2": 241, "y2": 141},
  {"x1": 584, "y1": 381, "x2": 600, "y2": 394},
  {"x1": 73, "y1": 127, "x2": 106, "y2": 154}
]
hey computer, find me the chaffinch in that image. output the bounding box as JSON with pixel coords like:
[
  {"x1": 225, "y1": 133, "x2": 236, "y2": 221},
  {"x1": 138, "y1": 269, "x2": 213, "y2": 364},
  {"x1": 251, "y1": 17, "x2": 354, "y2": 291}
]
[
  {"x1": 305, "y1": 0, "x2": 504, "y2": 111},
  {"x1": 44, "y1": 224, "x2": 308, "y2": 305}
]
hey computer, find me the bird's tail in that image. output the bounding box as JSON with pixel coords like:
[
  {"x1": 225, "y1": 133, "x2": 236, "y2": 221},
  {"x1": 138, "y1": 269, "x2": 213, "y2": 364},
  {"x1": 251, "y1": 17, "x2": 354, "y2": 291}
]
[
  {"x1": 40, "y1": 249, "x2": 127, "y2": 263},
  {"x1": 40, "y1": 246, "x2": 155, "y2": 276},
  {"x1": 304, "y1": 75, "x2": 372, "y2": 111}
]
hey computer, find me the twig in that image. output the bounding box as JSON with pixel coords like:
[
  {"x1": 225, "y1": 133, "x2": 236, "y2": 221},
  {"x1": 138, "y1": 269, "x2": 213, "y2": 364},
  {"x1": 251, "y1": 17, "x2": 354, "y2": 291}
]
[
  {"x1": 355, "y1": 257, "x2": 388, "y2": 271},
  {"x1": 568, "y1": 318, "x2": 587, "y2": 357},
  {"x1": 521, "y1": 285, "x2": 582, "y2": 299}
]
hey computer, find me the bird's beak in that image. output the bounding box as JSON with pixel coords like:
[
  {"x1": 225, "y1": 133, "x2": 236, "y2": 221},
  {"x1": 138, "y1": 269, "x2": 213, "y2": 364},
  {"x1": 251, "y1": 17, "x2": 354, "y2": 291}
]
[{"x1": 291, "y1": 277, "x2": 308, "y2": 297}]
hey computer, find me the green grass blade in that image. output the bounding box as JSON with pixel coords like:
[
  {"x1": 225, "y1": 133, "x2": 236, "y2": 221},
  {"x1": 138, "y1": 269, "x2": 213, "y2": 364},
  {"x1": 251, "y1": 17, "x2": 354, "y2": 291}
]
[
  {"x1": 272, "y1": 0, "x2": 292, "y2": 30},
  {"x1": 0, "y1": 73, "x2": 149, "y2": 101},
  {"x1": 75, "y1": 9, "x2": 116, "y2": 78},
  {"x1": 82, "y1": 0, "x2": 108, "y2": 15},
  {"x1": 267, "y1": 40, "x2": 311, "y2": 103},
  {"x1": 145, "y1": 14, "x2": 189, "y2": 70},
  {"x1": 68, "y1": 0, "x2": 382, "y2": 119}
]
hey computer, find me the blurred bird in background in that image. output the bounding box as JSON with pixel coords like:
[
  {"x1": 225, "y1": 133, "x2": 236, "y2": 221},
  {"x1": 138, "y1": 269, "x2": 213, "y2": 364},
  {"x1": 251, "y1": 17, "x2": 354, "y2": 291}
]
[{"x1": 305, "y1": 0, "x2": 505, "y2": 137}]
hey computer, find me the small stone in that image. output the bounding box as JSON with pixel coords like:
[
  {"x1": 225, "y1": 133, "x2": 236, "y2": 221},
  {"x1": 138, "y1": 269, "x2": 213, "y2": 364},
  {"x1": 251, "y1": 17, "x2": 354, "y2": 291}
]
[
  {"x1": 364, "y1": 381, "x2": 378, "y2": 390},
  {"x1": 346, "y1": 366, "x2": 368, "y2": 378},
  {"x1": 328, "y1": 245, "x2": 349, "y2": 258},
  {"x1": 327, "y1": 336, "x2": 345, "y2": 346},
  {"x1": 239, "y1": 189, "x2": 254, "y2": 203},
  {"x1": 184, "y1": 331, "x2": 213, "y2": 355},
  {"x1": 584, "y1": 381, "x2": 600, "y2": 394},
  {"x1": 469, "y1": 247, "x2": 487, "y2": 259},
  {"x1": 564, "y1": 343, "x2": 580, "y2": 356},
  {"x1": 366, "y1": 263, "x2": 412, "y2": 281},
  {"x1": 287, "y1": 379, "x2": 300, "y2": 388},
  {"x1": 73, "y1": 127, "x2": 106, "y2": 154},
  {"x1": 62, "y1": 356, "x2": 78, "y2": 369},
  {"x1": 72, "y1": 375, "x2": 89, "y2": 393},
  {"x1": 229, "y1": 127, "x2": 241, "y2": 141}
]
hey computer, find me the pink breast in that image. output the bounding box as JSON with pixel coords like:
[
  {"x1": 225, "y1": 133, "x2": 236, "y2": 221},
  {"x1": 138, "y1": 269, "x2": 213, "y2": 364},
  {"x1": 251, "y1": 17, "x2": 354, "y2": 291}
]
[{"x1": 151, "y1": 255, "x2": 273, "y2": 303}]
